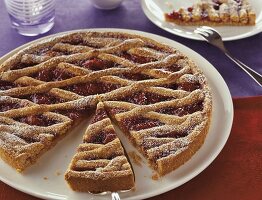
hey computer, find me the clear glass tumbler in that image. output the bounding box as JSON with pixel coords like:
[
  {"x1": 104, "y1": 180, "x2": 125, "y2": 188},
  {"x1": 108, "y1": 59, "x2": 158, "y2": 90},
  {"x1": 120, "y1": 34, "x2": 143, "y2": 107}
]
[{"x1": 4, "y1": 0, "x2": 55, "y2": 36}]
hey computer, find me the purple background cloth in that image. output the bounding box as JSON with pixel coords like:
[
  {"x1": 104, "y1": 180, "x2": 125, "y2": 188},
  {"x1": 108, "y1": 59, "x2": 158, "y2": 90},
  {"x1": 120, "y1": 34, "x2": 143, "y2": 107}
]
[{"x1": 0, "y1": 0, "x2": 261, "y2": 97}]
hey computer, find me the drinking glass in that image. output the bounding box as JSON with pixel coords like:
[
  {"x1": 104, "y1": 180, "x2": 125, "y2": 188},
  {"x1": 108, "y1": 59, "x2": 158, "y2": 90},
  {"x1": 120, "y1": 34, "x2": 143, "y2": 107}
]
[{"x1": 4, "y1": 0, "x2": 55, "y2": 36}]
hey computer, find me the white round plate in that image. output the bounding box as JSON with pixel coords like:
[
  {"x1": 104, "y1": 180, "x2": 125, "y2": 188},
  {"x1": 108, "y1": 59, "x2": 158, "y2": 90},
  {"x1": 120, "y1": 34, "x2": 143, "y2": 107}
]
[
  {"x1": 141, "y1": 0, "x2": 262, "y2": 41},
  {"x1": 0, "y1": 29, "x2": 233, "y2": 200}
]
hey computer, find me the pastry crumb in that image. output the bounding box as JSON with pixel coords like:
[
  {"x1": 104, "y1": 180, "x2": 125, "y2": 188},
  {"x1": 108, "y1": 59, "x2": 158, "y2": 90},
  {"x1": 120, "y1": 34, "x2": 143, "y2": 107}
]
[
  {"x1": 128, "y1": 151, "x2": 143, "y2": 167},
  {"x1": 56, "y1": 171, "x2": 61, "y2": 176},
  {"x1": 151, "y1": 173, "x2": 159, "y2": 181},
  {"x1": 43, "y1": 177, "x2": 48, "y2": 180},
  {"x1": 165, "y1": 1, "x2": 174, "y2": 9}
]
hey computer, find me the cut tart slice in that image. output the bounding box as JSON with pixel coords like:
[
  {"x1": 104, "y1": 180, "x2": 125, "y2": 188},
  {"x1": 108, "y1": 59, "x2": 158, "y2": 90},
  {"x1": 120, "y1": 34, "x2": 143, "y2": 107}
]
[
  {"x1": 165, "y1": 0, "x2": 256, "y2": 26},
  {"x1": 65, "y1": 102, "x2": 135, "y2": 193}
]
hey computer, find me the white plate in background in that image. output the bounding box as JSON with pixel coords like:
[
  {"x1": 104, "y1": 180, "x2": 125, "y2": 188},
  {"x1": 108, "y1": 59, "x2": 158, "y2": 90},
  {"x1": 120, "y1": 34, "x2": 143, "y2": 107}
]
[{"x1": 141, "y1": 0, "x2": 262, "y2": 41}]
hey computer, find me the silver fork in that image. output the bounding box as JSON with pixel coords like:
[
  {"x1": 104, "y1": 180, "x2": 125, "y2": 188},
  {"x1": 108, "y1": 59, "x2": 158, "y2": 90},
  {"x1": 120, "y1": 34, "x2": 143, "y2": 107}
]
[
  {"x1": 112, "y1": 192, "x2": 121, "y2": 200},
  {"x1": 194, "y1": 26, "x2": 262, "y2": 87},
  {"x1": 89, "y1": 191, "x2": 121, "y2": 200}
]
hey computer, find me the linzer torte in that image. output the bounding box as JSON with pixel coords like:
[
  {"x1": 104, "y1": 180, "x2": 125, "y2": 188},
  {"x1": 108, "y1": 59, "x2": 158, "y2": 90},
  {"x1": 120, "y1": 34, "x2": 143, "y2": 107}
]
[{"x1": 0, "y1": 31, "x2": 212, "y2": 192}]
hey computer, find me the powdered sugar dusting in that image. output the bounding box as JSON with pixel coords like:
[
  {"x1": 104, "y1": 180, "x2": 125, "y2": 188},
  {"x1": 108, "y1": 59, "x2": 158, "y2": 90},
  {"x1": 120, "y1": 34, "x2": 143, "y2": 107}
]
[{"x1": 0, "y1": 31, "x2": 212, "y2": 180}]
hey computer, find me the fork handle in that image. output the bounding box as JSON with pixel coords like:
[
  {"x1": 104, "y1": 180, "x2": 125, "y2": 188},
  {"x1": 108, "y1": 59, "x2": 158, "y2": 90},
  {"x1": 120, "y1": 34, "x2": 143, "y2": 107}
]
[
  {"x1": 112, "y1": 192, "x2": 121, "y2": 200},
  {"x1": 225, "y1": 52, "x2": 262, "y2": 87}
]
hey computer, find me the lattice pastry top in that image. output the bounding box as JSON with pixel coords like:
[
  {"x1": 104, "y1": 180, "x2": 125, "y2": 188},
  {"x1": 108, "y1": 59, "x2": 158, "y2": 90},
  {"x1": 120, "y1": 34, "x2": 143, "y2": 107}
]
[
  {"x1": 0, "y1": 31, "x2": 212, "y2": 179},
  {"x1": 165, "y1": 0, "x2": 256, "y2": 26}
]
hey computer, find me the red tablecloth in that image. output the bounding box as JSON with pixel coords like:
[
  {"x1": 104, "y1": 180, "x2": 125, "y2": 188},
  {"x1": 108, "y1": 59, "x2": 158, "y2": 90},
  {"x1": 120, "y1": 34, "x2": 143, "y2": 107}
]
[{"x1": 0, "y1": 97, "x2": 261, "y2": 200}]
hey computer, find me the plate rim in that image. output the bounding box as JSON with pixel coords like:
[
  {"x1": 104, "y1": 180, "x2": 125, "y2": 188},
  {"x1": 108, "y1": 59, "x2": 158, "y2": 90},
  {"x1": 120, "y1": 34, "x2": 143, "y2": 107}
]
[
  {"x1": 0, "y1": 28, "x2": 234, "y2": 200},
  {"x1": 141, "y1": 0, "x2": 262, "y2": 41}
]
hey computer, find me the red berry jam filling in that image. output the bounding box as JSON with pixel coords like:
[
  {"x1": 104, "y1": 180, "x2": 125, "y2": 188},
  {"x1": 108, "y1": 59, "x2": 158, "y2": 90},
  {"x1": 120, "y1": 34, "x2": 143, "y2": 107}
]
[
  {"x1": 177, "y1": 82, "x2": 201, "y2": 92},
  {"x1": 91, "y1": 108, "x2": 108, "y2": 123},
  {"x1": 166, "y1": 11, "x2": 182, "y2": 20},
  {"x1": 122, "y1": 117, "x2": 164, "y2": 131},
  {"x1": 153, "y1": 148, "x2": 177, "y2": 160},
  {"x1": 58, "y1": 107, "x2": 91, "y2": 121},
  {"x1": 163, "y1": 64, "x2": 181, "y2": 72},
  {"x1": 163, "y1": 83, "x2": 178, "y2": 90},
  {"x1": 34, "y1": 69, "x2": 52, "y2": 82},
  {"x1": 61, "y1": 111, "x2": 83, "y2": 121},
  {"x1": 158, "y1": 101, "x2": 203, "y2": 116},
  {"x1": 0, "y1": 80, "x2": 18, "y2": 90},
  {"x1": 36, "y1": 47, "x2": 65, "y2": 57},
  {"x1": 16, "y1": 115, "x2": 57, "y2": 126},
  {"x1": 101, "y1": 82, "x2": 121, "y2": 93},
  {"x1": 164, "y1": 81, "x2": 201, "y2": 92},
  {"x1": 201, "y1": 10, "x2": 209, "y2": 20},
  {"x1": 212, "y1": 0, "x2": 222, "y2": 10},
  {"x1": 187, "y1": 7, "x2": 193, "y2": 12},
  {"x1": 64, "y1": 81, "x2": 120, "y2": 96},
  {"x1": 154, "y1": 131, "x2": 188, "y2": 139},
  {"x1": 53, "y1": 68, "x2": 74, "y2": 81},
  {"x1": 85, "y1": 129, "x2": 116, "y2": 144},
  {"x1": 22, "y1": 93, "x2": 64, "y2": 104},
  {"x1": 34, "y1": 68, "x2": 74, "y2": 82},
  {"x1": 124, "y1": 92, "x2": 148, "y2": 105},
  {"x1": 35, "y1": 47, "x2": 51, "y2": 55},
  {"x1": 234, "y1": 0, "x2": 242, "y2": 5},
  {"x1": 119, "y1": 52, "x2": 156, "y2": 64},
  {"x1": 108, "y1": 107, "x2": 128, "y2": 116},
  {"x1": 119, "y1": 72, "x2": 152, "y2": 81},
  {"x1": 0, "y1": 102, "x2": 22, "y2": 112},
  {"x1": 65, "y1": 82, "x2": 99, "y2": 96},
  {"x1": 146, "y1": 92, "x2": 173, "y2": 104},
  {"x1": 79, "y1": 58, "x2": 115, "y2": 71},
  {"x1": 16, "y1": 134, "x2": 40, "y2": 143},
  {"x1": 12, "y1": 62, "x2": 35, "y2": 70},
  {"x1": 118, "y1": 92, "x2": 173, "y2": 105},
  {"x1": 234, "y1": 0, "x2": 243, "y2": 10}
]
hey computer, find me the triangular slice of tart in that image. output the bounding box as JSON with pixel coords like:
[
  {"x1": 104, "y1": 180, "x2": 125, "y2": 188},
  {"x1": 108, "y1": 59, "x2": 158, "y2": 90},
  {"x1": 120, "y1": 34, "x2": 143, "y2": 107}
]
[
  {"x1": 65, "y1": 102, "x2": 135, "y2": 193},
  {"x1": 165, "y1": 0, "x2": 256, "y2": 26}
]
